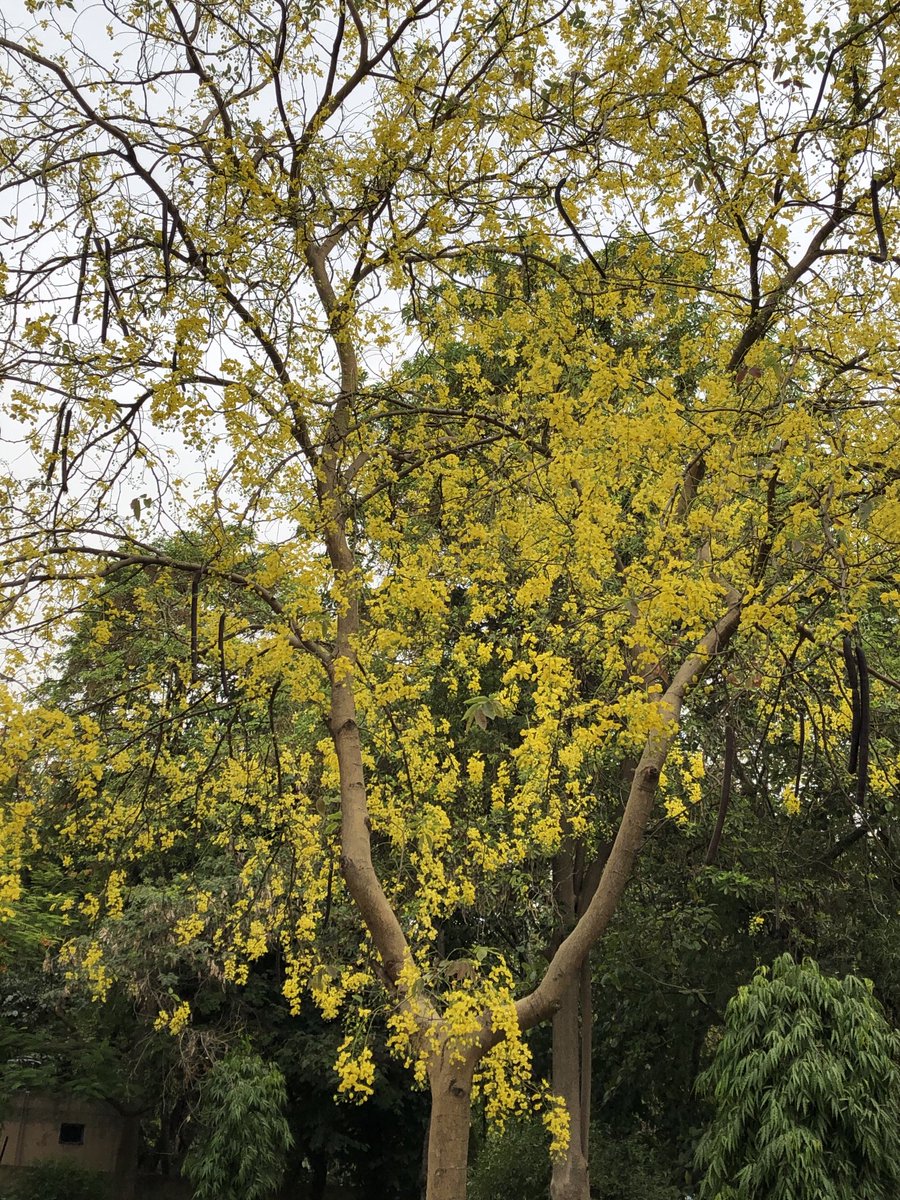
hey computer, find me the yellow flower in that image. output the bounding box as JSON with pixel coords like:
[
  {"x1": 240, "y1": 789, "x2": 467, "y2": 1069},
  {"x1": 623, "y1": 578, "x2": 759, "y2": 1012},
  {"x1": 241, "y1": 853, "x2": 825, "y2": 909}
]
[
  {"x1": 334, "y1": 1038, "x2": 376, "y2": 1102},
  {"x1": 781, "y1": 785, "x2": 801, "y2": 816}
]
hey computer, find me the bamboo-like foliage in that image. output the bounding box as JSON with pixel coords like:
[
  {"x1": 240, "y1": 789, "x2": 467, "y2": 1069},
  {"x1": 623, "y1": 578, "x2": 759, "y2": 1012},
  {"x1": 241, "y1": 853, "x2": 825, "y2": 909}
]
[
  {"x1": 695, "y1": 955, "x2": 900, "y2": 1200},
  {"x1": 181, "y1": 1051, "x2": 293, "y2": 1200}
]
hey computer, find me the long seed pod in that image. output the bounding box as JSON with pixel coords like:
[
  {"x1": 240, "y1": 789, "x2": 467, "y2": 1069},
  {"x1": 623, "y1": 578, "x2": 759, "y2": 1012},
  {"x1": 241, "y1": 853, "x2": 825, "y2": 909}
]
[
  {"x1": 856, "y1": 644, "x2": 870, "y2": 810},
  {"x1": 60, "y1": 408, "x2": 71, "y2": 494},
  {"x1": 190, "y1": 572, "x2": 200, "y2": 681},
  {"x1": 218, "y1": 612, "x2": 228, "y2": 696},
  {"x1": 268, "y1": 680, "x2": 283, "y2": 795},
  {"x1": 843, "y1": 634, "x2": 861, "y2": 773},
  {"x1": 166, "y1": 204, "x2": 177, "y2": 269},
  {"x1": 161, "y1": 201, "x2": 170, "y2": 288},
  {"x1": 705, "y1": 722, "x2": 735, "y2": 866},
  {"x1": 322, "y1": 850, "x2": 335, "y2": 930},
  {"x1": 794, "y1": 708, "x2": 805, "y2": 802},
  {"x1": 103, "y1": 239, "x2": 129, "y2": 336},
  {"x1": 71, "y1": 231, "x2": 91, "y2": 324},
  {"x1": 46, "y1": 403, "x2": 66, "y2": 484},
  {"x1": 100, "y1": 270, "x2": 110, "y2": 344}
]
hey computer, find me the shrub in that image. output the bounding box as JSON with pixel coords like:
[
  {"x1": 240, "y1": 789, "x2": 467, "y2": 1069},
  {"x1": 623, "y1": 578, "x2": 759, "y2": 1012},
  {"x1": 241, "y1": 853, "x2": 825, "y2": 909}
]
[
  {"x1": 468, "y1": 1117, "x2": 550, "y2": 1200},
  {"x1": 695, "y1": 954, "x2": 900, "y2": 1200},
  {"x1": 468, "y1": 1116, "x2": 681, "y2": 1200},
  {"x1": 590, "y1": 1125, "x2": 682, "y2": 1200},
  {"x1": 0, "y1": 1159, "x2": 110, "y2": 1200},
  {"x1": 181, "y1": 1051, "x2": 292, "y2": 1200}
]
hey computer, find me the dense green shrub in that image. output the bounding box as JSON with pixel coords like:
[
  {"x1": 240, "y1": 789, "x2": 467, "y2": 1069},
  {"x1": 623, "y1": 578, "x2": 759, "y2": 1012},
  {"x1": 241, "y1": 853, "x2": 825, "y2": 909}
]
[
  {"x1": 468, "y1": 1117, "x2": 550, "y2": 1200},
  {"x1": 181, "y1": 1051, "x2": 292, "y2": 1200},
  {"x1": 590, "y1": 1125, "x2": 682, "y2": 1200},
  {"x1": 0, "y1": 1159, "x2": 110, "y2": 1200},
  {"x1": 468, "y1": 1116, "x2": 681, "y2": 1200},
  {"x1": 695, "y1": 954, "x2": 900, "y2": 1200}
]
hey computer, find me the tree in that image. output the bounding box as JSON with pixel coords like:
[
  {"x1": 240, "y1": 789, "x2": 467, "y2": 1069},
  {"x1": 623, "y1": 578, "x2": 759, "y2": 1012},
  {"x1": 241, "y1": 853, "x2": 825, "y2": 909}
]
[
  {"x1": 695, "y1": 955, "x2": 900, "y2": 1200},
  {"x1": 3, "y1": 2, "x2": 900, "y2": 1197},
  {"x1": 181, "y1": 1051, "x2": 293, "y2": 1200}
]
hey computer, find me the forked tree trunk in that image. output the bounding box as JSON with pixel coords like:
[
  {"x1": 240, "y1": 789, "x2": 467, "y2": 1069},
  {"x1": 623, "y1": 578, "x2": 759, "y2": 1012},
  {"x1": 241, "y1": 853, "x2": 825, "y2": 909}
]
[{"x1": 426, "y1": 1054, "x2": 477, "y2": 1200}]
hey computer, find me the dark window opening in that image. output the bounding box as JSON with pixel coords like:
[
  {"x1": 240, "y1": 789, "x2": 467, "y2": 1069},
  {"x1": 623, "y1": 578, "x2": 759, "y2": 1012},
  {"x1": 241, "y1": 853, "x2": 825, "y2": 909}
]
[{"x1": 59, "y1": 1123, "x2": 85, "y2": 1146}]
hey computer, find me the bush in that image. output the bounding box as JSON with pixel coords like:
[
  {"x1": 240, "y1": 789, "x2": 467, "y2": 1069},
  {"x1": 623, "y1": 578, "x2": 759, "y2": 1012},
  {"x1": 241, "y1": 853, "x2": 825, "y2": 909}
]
[
  {"x1": 468, "y1": 1117, "x2": 551, "y2": 1200},
  {"x1": 590, "y1": 1126, "x2": 682, "y2": 1200},
  {"x1": 468, "y1": 1116, "x2": 681, "y2": 1200},
  {"x1": 0, "y1": 1159, "x2": 110, "y2": 1200},
  {"x1": 181, "y1": 1051, "x2": 292, "y2": 1200},
  {"x1": 695, "y1": 954, "x2": 900, "y2": 1200}
]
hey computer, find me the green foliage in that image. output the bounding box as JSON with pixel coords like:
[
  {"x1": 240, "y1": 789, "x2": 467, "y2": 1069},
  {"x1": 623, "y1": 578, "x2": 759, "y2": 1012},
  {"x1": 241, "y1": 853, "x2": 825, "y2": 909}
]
[
  {"x1": 591, "y1": 1125, "x2": 682, "y2": 1200},
  {"x1": 468, "y1": 1117, "x2": 551, "y2": 1200},
  {"x1": 468, "y1": 1118, "x2": 682, "y2": 1200},
  {"x1": 181, "y1": 1051, "x2": 292, "y2": 1200},
  {"x1": 0, "y1": 1159, "x2": 110, "y2": 1200},
  {"x1": 695, "y1": 955, "x2": 900, "y2": 1200}
]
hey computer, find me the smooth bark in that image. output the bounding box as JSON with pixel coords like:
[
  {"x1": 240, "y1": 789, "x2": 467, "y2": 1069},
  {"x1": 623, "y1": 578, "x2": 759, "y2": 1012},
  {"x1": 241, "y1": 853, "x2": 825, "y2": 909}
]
[
  {"x1": 426, "y1": 1055, "x2": 477, "y2": 1200},
  {"x1": 550, "y1": 975, "x2": 590, "y2": 1200},
  {"x1": 514, "y1": 596, "x2": 742, "y2": 1036},
  {"x1": 549, "y1": 845, "x2": 602, "y2": 1200}
]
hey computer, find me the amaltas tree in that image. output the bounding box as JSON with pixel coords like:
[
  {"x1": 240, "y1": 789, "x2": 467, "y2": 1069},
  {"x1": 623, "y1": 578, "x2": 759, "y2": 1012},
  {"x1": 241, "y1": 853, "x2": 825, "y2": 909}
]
[{"x1": 2, "y1": 1, "x2": 900, "y2": 1197}]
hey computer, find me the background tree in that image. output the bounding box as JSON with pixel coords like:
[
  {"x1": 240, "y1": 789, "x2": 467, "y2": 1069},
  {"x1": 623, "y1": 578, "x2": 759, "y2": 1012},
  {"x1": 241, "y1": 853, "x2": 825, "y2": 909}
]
[
  {"x1": 181, "y1": 1050, "x2": 293, "y2": 1200},
  {"x1": 695, "y1": 955, "x2": 900, "y2": 1200}
]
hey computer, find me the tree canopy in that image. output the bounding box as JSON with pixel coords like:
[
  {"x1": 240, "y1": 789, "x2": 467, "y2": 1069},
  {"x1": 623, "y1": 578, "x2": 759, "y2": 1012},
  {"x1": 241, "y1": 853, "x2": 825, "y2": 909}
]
[{"x1": 2, "y1": 0, "x2": 900, "y2": 1196}]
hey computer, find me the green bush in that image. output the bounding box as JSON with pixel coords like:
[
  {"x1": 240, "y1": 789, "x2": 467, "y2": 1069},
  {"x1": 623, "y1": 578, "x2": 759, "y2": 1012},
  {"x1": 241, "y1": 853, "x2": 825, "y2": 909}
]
[
  {"x1": 0, "y1": 1159, "x2": 110, "y2": 1200},
  {"x1": 695, "y1": 954, "x2": 900, "y2": 1200},
  {"x1": 468, "y1": 1116, "x2": 681, "y2": 1200},
  {"x1": 181, "y1": 1051, "x2": 292, "y2": 1200},
  {"x1": 590, "y1": 1126, "x2": 682, "y2": 1200},
  {"x1": 468, "y1": 1117, "x2": 551, "y2": 1200}
]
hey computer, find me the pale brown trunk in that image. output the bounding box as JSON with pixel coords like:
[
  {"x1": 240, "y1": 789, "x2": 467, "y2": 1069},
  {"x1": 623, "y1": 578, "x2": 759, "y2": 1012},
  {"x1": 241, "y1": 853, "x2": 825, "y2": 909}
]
[
  {"x1": 550, "y1": 972, "x2": 590, "y2": 1200},
  {"x1": 549, "y1": 845, "x2": 600, "y2": 1200},
  {"x1": 426, "y1": 1059, "x2": 476, "y2": 1200},
  {"x1": 579, "y1": 957, "x2": 592, "y2": 1157}
]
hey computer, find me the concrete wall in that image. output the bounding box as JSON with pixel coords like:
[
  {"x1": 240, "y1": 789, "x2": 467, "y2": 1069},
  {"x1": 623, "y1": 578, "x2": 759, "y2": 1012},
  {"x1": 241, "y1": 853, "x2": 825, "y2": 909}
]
[{"x1": 0, "y1": 1091, "x2": 123, "y2": 1173}]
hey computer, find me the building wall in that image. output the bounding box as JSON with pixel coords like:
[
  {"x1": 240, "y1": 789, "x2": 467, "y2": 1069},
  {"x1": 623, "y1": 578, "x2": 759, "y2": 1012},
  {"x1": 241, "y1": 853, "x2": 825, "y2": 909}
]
[{"x1": 0, "y1": 1091, "x2": 123, "y2": 1173}]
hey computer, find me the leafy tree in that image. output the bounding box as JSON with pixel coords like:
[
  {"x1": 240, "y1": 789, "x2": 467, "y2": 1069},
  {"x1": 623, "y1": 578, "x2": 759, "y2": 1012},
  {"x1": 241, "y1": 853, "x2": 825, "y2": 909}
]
[
  {"x1": 181, "y1": 1051, "x2": 292, "y2": 1200},
  {"x1": 2, "y1": 2, "x2": 900, "y2": 1198},
  {"x1": 695, "y1": 955, "x2": 900, "y2": 1200}
]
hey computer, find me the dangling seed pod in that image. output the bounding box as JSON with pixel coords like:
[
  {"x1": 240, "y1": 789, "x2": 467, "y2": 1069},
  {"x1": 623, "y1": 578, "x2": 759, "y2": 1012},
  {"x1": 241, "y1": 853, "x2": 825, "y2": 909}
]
[
  {"x1": 72, "y1": 230, "x2": 90, "y2": 325},
  {"x1": 705, "y1": 722, "x2": 735, "y2": 866},
  {"x1": 855, "y1": 645, "x2": 870, "y2": 810},
  {"x1": 842, "y1": 634, "x2": 861, "y2": 773}
]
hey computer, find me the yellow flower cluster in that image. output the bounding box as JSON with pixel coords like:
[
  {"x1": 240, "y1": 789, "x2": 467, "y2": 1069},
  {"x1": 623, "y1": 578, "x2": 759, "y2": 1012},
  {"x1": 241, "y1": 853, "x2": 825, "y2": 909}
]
[
  {"x1": 781, "y1": 785, "x2": 801, "y2": 817},
  {"x1": 659, "y1": 746, "x2": 706, "y2": 828},
  {"x1": 334, "y1": 1037, "x2": 376, "y2": 1102},
  {"x1": 154, "y1": 1000, "x2": 191, "y2": 1036},
  {"x1": 538, "y1": 1087, "x2": 572, "y2": 1159},
  {"x1": 61, "y1": 940, "x2": 112, "y2": 1003}
]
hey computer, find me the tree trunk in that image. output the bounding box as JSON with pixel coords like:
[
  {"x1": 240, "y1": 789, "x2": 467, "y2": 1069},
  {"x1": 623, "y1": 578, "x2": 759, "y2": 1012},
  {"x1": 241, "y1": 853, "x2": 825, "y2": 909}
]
[
  {"x1": 549, "y1": 842, "x2": 603, "y2": 1200},
  {"x1": 308, "y1": 1150, "x2": 328, "y2": 1200},
  {"x1": 426, "y1": 1056, "x2": 476, "y2": 1200},
  {"x1": 550, "y1": 971, "x2": 590, "y2": 1200},
  {"x1": 112, "y1": 1110, "x2": 141, "y2": 1200}
]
